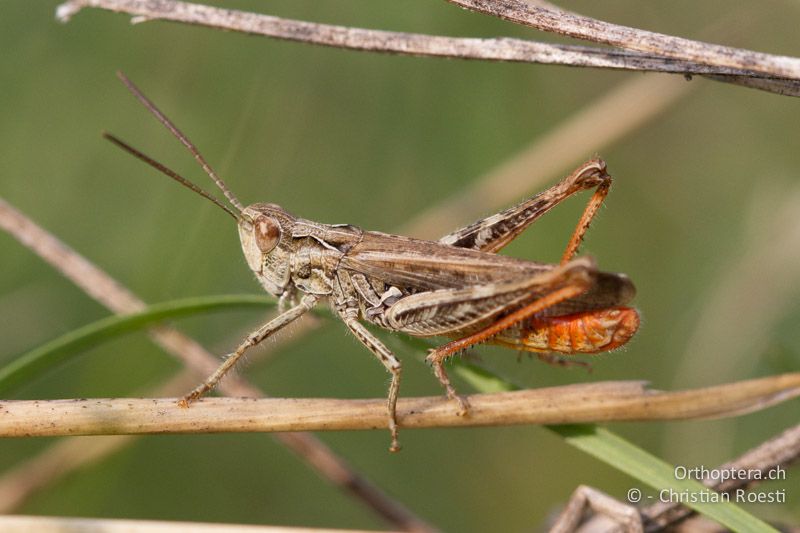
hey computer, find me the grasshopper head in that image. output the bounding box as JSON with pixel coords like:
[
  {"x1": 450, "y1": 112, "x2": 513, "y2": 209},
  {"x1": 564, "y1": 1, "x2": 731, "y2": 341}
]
[
  {"x1": 238, "y1": 203, "x2": 296, "y2": 297},
  {"x1": 105, "y1": 74, "x2": 297, "y2": 299}
]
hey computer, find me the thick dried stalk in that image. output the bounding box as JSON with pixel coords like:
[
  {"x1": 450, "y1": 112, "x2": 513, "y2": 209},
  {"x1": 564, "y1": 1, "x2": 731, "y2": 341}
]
[
  {"x1": 55, "y1": 0, "x2": 800, "y2": 96},
  {"x1": 1, "y1": 375, "x2": 798, "y2": 437}
]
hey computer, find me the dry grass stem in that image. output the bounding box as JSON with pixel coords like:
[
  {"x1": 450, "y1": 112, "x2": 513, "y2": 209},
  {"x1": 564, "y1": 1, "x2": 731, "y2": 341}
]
[
  {"x1": 0, "y1": 515, "x2": 387, "y2": 533},
  {"x1": 55, "y1": 0, "x2": 800, "y2": 96},
  {"x1": 1, "y1": 375, "x2": 798, "y2": 438},
  {"x1": 0, "y1": 198, "x2": 434, "y2": 533},
  {"x1": 449, "y1": 0, "x2": 800, "y2": 78}
]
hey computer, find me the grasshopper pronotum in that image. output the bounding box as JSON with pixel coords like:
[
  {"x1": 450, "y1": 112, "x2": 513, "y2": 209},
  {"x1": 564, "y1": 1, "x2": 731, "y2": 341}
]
[{"x1": 106, "y1": 73, "x2": 639, "y2": 451}]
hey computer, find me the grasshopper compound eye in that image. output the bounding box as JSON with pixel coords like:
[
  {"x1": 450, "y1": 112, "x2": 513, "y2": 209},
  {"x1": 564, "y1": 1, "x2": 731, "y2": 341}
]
[{"x1": 254, "y1": 215, "x2": 281, "y2": 253}]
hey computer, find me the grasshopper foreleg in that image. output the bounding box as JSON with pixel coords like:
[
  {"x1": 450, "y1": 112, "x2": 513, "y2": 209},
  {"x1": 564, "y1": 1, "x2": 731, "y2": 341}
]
[
  {"x1": 337, "y1": 306, "x2": 403, "y2": 452},
  {"x1": 179, "y1": 293, "x2": 319, "y2": 406}
]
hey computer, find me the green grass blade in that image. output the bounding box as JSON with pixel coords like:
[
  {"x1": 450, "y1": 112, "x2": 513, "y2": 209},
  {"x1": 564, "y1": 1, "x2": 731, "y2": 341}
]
[{"x1": 0, "y1": 295, "x2": 273, "y2": 395}]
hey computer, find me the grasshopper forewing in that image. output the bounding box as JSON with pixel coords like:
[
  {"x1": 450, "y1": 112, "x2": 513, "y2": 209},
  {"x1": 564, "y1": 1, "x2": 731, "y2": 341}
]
[{"x1": 107, "y1": 72, "x2": 639, "y2": 452}]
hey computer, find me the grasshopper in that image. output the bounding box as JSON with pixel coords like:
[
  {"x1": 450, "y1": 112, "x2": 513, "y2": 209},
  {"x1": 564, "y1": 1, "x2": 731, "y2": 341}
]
[{"x1": 106, "y1": 72, "x2": 639, "y2": 451}]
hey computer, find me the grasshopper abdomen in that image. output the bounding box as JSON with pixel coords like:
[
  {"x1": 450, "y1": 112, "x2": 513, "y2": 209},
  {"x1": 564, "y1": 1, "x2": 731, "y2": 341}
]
[{"x1": 495, "y1": 307, "x2": 640, "y2": 354}]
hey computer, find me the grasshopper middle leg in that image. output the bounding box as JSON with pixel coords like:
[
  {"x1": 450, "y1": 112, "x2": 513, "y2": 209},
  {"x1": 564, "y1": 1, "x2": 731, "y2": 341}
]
[{"x1": 337, "y1": 305, "x2": 403, "y2": 452}]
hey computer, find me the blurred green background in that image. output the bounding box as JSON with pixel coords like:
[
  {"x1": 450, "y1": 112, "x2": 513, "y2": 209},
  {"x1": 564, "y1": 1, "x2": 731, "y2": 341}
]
[{"x1": 1, "y1": 1, "x2": 799, "y2": 531}]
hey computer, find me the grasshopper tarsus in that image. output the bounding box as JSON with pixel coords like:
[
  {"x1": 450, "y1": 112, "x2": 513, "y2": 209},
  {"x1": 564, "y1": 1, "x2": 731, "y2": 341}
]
[
  {"x1": 180, "y1": 385, "x2": 210, "y2": 408},
  {"x1": 428, "y1": 359, "x2": 470, "y2": 415},
  {"x1": 110, "y1": 74, "x2": 639, "y2": 451},
  {"x1": 453, "y1": 395, "x2": 470, "y2": 417},
  {"x1": 179, "y1": 378, "x2": 218, "y2": 408}
]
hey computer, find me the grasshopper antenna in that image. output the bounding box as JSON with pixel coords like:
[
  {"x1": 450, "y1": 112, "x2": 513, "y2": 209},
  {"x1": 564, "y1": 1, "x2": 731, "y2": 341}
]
[
  {"x1": 104, "y1": 132, "x2": 238, "y2": 220},
  {"x1": 115, "y1": 71, "x2": 245, "y2": 214}
]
